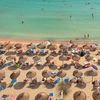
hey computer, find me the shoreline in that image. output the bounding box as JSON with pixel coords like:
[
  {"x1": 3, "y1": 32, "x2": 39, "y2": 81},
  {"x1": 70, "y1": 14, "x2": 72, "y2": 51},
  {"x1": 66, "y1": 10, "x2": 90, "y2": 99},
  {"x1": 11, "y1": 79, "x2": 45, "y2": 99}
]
[{"x1": 0, "y1": 37, "x2": 100, "y2": 44}]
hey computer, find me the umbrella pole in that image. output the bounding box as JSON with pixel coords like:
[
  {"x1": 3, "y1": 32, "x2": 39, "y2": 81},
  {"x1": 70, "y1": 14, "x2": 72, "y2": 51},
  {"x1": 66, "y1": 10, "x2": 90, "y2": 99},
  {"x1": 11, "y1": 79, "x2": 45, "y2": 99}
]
[{"x1": 92, "y1": 76, "x2": 94, "y2": 82}]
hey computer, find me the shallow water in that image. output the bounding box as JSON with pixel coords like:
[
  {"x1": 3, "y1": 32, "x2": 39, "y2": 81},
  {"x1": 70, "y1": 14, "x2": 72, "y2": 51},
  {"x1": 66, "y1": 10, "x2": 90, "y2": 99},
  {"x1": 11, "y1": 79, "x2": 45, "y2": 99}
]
[{"x1": 0, "y1": 0, "x2": 100, "y2": 40}]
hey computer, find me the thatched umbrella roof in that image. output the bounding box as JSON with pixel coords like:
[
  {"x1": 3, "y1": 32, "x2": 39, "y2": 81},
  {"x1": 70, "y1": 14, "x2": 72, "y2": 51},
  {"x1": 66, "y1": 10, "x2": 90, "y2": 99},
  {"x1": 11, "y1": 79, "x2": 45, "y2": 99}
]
[
  {"x1": 35, "y1": 92, "x2": 49, "y2": 100},
  {"x1": 19, "y1": 56, "x2": 27, "y2": 63},
  {"x1": 92, "y1": 89, "x2": 100, "y2": 100},
  {"x1": 59, "y1": 55, "x2": 67, "y2": 61},
  {"x1": 85, "y1": 55, "x2": 93, "y2": 61},
  {"x1": 42, "y1": 70, "x2": 50, "y2": 78},
  {"x1": 5, "y1": 44, "x2": 13, "y2": 50},
  {"x1": 16, "y1": 92, "x2": 29, "y2": 100},
  {"x1": 15, "y1": 43, "x2": 22, "y2": 49},
  {"x1": 0, "y1": 43, "x2": 4, "y2": 49},
  {"x1": 59, "y1": 44, "x2": 67, "y2": 49},
  {"x1": 33, "y1": 56, "x2": 41, "y2": 61},
  {"x1": 73, "y1": 91, "x2": 87, "y2": 100},
  {"x1": 27, "y1": 43, "x2": 36, "y2": 49},
  {"x1": 10, "y1": 70, "x2": 20, "y2": 79},
  {"x1": 0, "y1": 70, "x2": 5, "y2": 79},
  {"x1": 73, "y1": 70, "x2": 83, "y2": 78},
  {"x1": 46, "y1": 56, "x2": 53, "y2": 61},
  {"x1": 86, "y1": 70, "x2": 97, "y2": 76},
  {"x1": 72, "y1": 55, "x2": 80, "y2": 61},
  {"x1": 48, "y1": 44, "x2": 57, "y2": 50},
  {"x1": 6, "y1": 55, "x2": 15, "y2": 61},
  {"x1": 26, "y1": 71, "x2": 36, "y2": 79},
  {"x1": 57, "y1": 71, "x2": 66, "y2": 78},
  {"x1": 37, "y1": 44, "x2": 46, "y2": 49}
]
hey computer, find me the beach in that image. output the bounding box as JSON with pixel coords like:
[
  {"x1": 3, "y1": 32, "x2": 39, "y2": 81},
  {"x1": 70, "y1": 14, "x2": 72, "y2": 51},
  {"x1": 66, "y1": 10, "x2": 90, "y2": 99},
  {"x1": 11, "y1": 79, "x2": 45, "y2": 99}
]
[{"x1": 0, "y1": 39, "x2": 100, "y2": 100}]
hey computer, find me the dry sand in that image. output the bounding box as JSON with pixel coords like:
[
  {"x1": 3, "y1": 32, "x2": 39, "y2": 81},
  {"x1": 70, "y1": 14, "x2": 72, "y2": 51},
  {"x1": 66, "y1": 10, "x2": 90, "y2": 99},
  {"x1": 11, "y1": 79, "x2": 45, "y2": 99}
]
[{"x1": 0, "y1": 39, "x2": 100, "y2": 100}]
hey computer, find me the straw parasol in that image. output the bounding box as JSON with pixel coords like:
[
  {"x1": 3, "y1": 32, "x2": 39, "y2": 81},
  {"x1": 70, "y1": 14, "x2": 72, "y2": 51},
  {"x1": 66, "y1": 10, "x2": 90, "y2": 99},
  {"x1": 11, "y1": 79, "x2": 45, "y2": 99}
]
[
  {"x1": 15, "y1": 43, "x2": 22, "y2": 49},
  {"x1": 42, "y1": 70, "x2": 50, "y2": 78},
  {"x1": 33, "y1": 56, "x2": 41, "y2": 61},
  {"x1": 48, "y1": 44, "x2": 57, "y2": 50},
  {"x1": 86, "y1": 70, "x2": 97, "y2": 76},
  {"x1": 35, "y1": 92, "x2": 49, "y2": 100},
  {"x1": 10, "y1": 70, "x2": 20, "y2": 79},
  {"x1": 85, "y1": 54, "x2": 93, "y2": 61},
  {"x1": 0, "y1": 70, "x2": 5, "y2": 79},
  {"x1": 59, "y1": 55, "x2": 67, "y2": 61},
  {"x1": 46, "y1": 56, "x2": 53, "y2": 61},
  {"x1": 57, "y1": 71, "x2": 66, "y2": 78},
  {"x1": 6, "y1": 55, "x2": 15, "y2": 61},
  {"x1": 19, "y1": 56, "x2": 27, "y2": 63},
  {"x1": 26, "y1": 71, "x2": 36, "y2": 79},
  {"x1": 72, "y1": 55, "x2": 80, "y2": 61},
  {"x1": 59, "y1": 44, "x2": 67, "y2": 49},
  {"x1": 16, "y1": 92, "x2": 29, "y2": 100},
  {"x1": 73, "y1": 91, "x2": 87, "y2": 100},
  {"x1": 92, "y1": 89, "x2": 100, "y2": 100},
  {"x1": 73, "y1": 70, "x2": 83, "y2": 78},
  {"x1": 37, "y1": 44, "x2": 46, "y2": 49}
]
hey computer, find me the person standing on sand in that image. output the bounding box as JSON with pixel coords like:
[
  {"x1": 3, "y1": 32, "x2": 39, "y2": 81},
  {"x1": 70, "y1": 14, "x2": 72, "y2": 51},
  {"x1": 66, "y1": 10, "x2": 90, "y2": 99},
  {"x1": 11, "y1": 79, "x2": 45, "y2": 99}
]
[
  {"x1": 84, "y1": 34, "x2": 86, "y2": 39},
  {"x1": 87, "y1": 33, "x2": 89, "y2": 39}
]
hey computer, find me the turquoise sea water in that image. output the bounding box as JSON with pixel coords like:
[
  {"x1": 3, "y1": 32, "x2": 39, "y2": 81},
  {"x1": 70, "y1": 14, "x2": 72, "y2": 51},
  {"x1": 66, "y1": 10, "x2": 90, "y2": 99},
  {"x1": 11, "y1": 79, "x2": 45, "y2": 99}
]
[{"x1": 0, "y1": 0, "x2": 100, "y2": 40}]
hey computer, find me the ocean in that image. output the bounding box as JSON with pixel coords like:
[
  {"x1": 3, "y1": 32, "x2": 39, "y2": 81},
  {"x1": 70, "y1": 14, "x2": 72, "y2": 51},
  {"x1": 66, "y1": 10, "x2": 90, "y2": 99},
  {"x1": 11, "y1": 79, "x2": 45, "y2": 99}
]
[{"x1": 0, "y1": 0, "x2": 100, "y2": 40}]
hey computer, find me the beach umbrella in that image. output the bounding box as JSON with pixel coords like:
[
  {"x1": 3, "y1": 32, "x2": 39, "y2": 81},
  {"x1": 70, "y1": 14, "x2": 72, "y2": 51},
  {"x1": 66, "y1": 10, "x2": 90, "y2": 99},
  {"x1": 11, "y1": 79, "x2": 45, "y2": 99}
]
[
  {"x1": 37, "y1": 44, "x2": 46, "y2": 49},
  {"x1": 42, "y1": 70, "x2": 50, "y2": 78},
  {"x1": 33, "y1": 56, "x2": 41, "y2": 61},
  {"x1": 27, "y1": 43, "x2": 36, "y2": 49},
  {"x1": 48, "y1": 44, "x2": 57, "y2": 50},
  {"x1": 86, "y1": 70, "x2": 97, "y2": 76},
  {"x1": 72, "y1": 55, "x2": 80, "y2": 61},
  {"x1": 10, "y1": 70, "x2": 20, "y2": 79},
  {"x1": 0, "y1": 43, "x2": 4, "y2": 49},
  {"x1": 59, "y1": 55, "x2": 67, "y2": 61},
  {"x1": 85, "y1": 54, "x2": 93, "y2": 61},
  {"x1": 57, "y1": 71, "x2": 66, "y2": 78},
  {"x1": 15, "y1": 43, "x2": 22, "y2": 49},
  {"x1": 0, "y1": 70, "x2": 5, "y2": 79},
  {"x1": 46, "y1": 56, "x2": 53, "y2": 61},
  {"x1": 73, "y1": 91, "x2": 87, "y2": 100},
  {"x1": 73, "y1": 70, "x2": 83, "y2": 78},
  {"x1": 6, "y1": 55, "x2": 16, "y2": 61},
  {"x1": 59, "y1": 44, "x2": 67, "y2": 49},
  {"x1": 85, "y1": 69, "x2": 97, "y2": 82},
  {"x1": 16, "y1": 92, "x2": 29, "y2": 100},
  {"x1": 19, "y1": 56, "x2": 27, "y2": 63},
  {"x1": 92, "y1": 89, "x2": 100, "y2": 100},
  {"x1": 35, "y1": 92, "x2": 49, "y2": 100},
  {"x1": 26, "y1": 71, "x2": 36, "y2": 79},
  {"x1": 5, "y1": 44, "x2": 13, "y2": 50}
]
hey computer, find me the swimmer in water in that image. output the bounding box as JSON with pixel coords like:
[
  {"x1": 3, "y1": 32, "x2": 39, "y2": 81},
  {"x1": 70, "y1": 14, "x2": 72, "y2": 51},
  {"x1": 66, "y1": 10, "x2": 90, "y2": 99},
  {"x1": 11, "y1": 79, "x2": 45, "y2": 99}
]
[{"x1": 22, "y1": 20, "x2": 24, "y2": 24}]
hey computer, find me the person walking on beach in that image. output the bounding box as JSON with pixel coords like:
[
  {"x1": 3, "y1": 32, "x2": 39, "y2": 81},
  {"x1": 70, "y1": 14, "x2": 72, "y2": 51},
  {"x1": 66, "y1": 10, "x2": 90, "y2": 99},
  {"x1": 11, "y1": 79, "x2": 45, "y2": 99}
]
[
  {"x1": 87, "y1": 33, "x2": 89, "y2": 39},
  {"x1": 84, "y1": 34, "x2": 86, "y2": 39}
]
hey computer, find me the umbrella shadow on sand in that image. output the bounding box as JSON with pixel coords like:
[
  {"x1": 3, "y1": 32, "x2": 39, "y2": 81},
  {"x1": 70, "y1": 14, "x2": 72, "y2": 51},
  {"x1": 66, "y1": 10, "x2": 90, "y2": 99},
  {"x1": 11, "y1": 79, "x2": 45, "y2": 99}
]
[
  {"x1": 8, "y1": 66, "x2": 18, "y2": 70},
  {"x1": 35, "y1": 64, "x2": 44, "y2": 70},
  {"x1": 48, "y1": 64, "x2": 57, "y2": 70},
  {"x1": 27, "y1": 83, "x2": 40, "y2": 89},
  {"x1": 5, "y1": 51, "x2": 16, "y2": 55},
  {"x1": 44, "y1": 82, "x2": 54, "y2": 89},
  {"x1": 14, "y1": 82, "x2": 25, "y2": 90}
]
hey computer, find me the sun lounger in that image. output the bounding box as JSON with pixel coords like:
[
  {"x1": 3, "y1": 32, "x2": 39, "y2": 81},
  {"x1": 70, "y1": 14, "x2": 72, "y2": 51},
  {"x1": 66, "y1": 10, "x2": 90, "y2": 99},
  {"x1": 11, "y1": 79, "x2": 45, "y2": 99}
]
[{"x1": 48, "y1": 93, "x2": 54, "y2": 100}]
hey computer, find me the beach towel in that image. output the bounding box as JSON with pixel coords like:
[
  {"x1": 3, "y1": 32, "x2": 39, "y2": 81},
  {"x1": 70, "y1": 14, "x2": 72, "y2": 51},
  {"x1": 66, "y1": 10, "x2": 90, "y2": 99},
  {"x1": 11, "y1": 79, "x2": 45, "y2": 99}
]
[
  {"x1": 54, "y1": 77, "x2": 60, "y2": 84},
  {"x1": 11, "y1": 79, "x2": 17, "y2": 85},
  {"x1": 92, "y1": 65, "x2": 98, "y2": 70}
]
